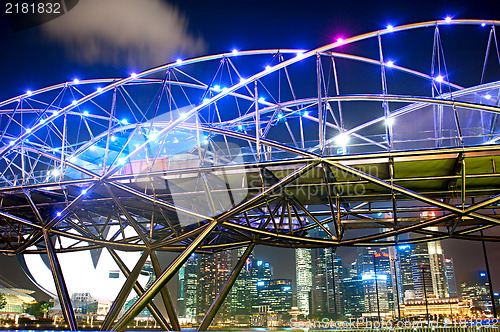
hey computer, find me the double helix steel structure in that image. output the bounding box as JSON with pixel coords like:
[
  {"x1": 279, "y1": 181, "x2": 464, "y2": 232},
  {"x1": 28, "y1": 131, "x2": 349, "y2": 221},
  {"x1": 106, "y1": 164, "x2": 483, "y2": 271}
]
[{"x1": 1, "y1": 19, "x2": 500, "y2": 330}]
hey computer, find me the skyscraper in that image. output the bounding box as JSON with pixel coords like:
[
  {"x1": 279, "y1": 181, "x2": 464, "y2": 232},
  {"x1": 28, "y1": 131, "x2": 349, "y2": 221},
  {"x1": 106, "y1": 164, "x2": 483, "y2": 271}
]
[
  {"x1": 444, "y1": 258, "x2": 458, "y2": 298},
  {"x1": 428, "y1": 239, "x2": 448, "y2": 298},
  {"x1": 411, "y1": 243, "x2": 434, "y2": 300},
  {"x1": 177, "y1": 253, "x2": 198, "y2": 321},
  {"x1": 196, "y1": 251, "x2": 232, "y2": 323},
  {"x1": 231, "y1": 248, "x2": 252, "y2": 321},
  {"x1": 397, "y1": 244, "x2": 414, "y2": 301},
  {"x1": 357, "y1": 247, "x2": 391, "y2": 314},
  {"x1": 295, "y1": 248, "x2": 312, "y2": 315},
  {"x1": 249, "y1": 258, "x2": 273, "y2": 313}
]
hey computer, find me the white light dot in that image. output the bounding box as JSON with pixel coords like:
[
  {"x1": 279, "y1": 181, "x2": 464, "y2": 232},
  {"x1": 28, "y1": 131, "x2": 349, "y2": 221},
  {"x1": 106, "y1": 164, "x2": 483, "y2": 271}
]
[
  {"x1": 202, "y1": 98, "x2": 210, "y2": 104},
  {"x1": 258, "y1": 97, "x2": 265, "y2": 103},
  {"x1": 445, "y1": 16, "x2": 452, "y2": 23},
  {"x1": 9, "y1": 141, "x2": 14, "y2": 146},
  {"x1": 97, "y1": 87, "x2": 103, "y2": 93},
  {"x1": 52, "y1": 169, "x2": 61, "y2": 177},
  {"x1": 26, "y1": 90, "x2": 32, "y2": 96},
  {"x1": 335, "y1": 133, "x2": 349, "y2": 147},
  {"x1": 40, "y1": 118, "x2": 46, "y2": 124},
  {"x1": 277, "y1": 113, "x2": 283, "y2": 119},
  {"x1": 69, "y1": 156, "x2": 77, "y2": 163},
  {"x1": 240, "y1": 77, "x2": 247, "y2": 83},
  {"x1": 386, "y1": 60, "x2": 394, "y2": 67},
  {"x1": 73, "y1": 78, "x2": 80, "y2": 84},
  {"x1": 303, "y1": 111, "x2": 310, "y2": 116},
  {"x1": 90, "y1": 145, "x2": 96, "y2": 151},
  {"x1": 180, "y1": 113, "x2": 187, "y2": 119},
  {"x1": 130, "y1": 73, "x2": 137, "y2": 78},
  {"x1": 435, "y1": 75, "x2": 444, "y2": 83},
  {"x1": 265, "y1": 65, "x2": 272, "y2": 71},
  {"x1": 336, "y1": 38, "x2": 344, "y2": 44},
  {"x1": 232, "y1": 49, "x2": 238, "y2": 55},
  {"x1": 176, "y1": 59, "x2": 183, "y2": 64},
  {"x1": 481, "y1": 22, "x2": 486, "y2": 27},
  {"x1": 385, "y1": 117, "x2": 395, "y2": 126},
  {"x1": 83, "y1": 110, "x2": 89, "y2": 116},
  {"x1": 237, "y1": 125, "x2": 243, "y2": 130},
  {"x1": 296, "y1": 51, "x2": 305, "y2": 58},
  {"x1": 56, "y1": 211, "x2": 62, "y2": 217},
  {"x1": 72, "y1": 100, "x2": 77, "y2": 106},
  {"x1": 121, "y1": 118, "x2": 128, "y2": 125},
  {"x1": 213, "y1": 85, "x2": 221, "y2": 92},
  {"x1": 82, "y1": 189, "x2": 88, "y2": 195},
  {"x1": 26, "y1": 128, "x2": 32, "y2": 133},
  {"x1": 222, "y1": 87, "x2": 228, "y2": 93},
  {"x1": 149, "y1": 132, "x2": 158, "y2": 141},
  {"x1": 387, "y1": 24, "x2": 394, "y2": 32},
  {"x1": 111, "y1": 136, "x2": 116, "y2": 142},
  {"x1": 485, "y1": 94, "x2": 492, "y2": 100}
]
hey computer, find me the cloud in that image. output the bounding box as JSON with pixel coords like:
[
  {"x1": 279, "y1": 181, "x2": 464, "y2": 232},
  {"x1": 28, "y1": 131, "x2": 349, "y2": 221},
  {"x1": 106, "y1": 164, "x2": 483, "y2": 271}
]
[{"x1": 41, "y1": 0, "x2": 206, "y2": 67}]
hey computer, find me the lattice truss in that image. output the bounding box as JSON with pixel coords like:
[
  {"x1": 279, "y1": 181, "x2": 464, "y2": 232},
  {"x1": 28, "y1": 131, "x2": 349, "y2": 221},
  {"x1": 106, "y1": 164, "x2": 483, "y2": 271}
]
[{"x1": 1, "y1": 19, "x2": 500, "y2": 330}]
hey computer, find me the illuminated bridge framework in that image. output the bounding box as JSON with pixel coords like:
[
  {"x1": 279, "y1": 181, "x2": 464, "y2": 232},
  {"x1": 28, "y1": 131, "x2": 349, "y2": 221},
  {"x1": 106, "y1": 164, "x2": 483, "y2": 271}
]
[{"x1": 1, "y1": 19, "x2": 500, "y2": 330}]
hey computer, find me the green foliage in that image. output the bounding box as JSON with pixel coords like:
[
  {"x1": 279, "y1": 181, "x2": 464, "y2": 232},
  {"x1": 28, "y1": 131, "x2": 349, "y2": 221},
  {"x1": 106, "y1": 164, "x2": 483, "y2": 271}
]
[
  {"x1": 0, "y1": 293, "x2": 6, "y2": 310},
  {"x1": 24, "y1": 301, "x2": 53, "y2": 319}
]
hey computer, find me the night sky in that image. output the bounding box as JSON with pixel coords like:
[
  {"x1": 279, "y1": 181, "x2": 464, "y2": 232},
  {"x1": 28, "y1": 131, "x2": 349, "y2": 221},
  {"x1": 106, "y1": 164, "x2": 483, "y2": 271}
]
[{"x1": 1, "y1": 0, "x2": 500, "y2": 302}]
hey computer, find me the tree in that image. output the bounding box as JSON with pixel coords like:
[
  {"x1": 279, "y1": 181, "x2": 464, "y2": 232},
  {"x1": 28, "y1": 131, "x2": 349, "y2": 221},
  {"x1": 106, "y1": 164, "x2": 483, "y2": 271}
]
[
  {"x1": 0, "y1": 293, "x2": 6, "y2": 310},
  {"x1": 25, "y1": 301, "x2": 53, "y2": 319}
]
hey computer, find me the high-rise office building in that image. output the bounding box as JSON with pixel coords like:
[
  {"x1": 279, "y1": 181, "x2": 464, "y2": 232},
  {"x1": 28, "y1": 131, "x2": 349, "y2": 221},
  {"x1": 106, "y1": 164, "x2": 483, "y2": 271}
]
[
  {"x1": 231, "y1": 248, "x2": 253, "y2": 321},
  {"x1": 177, "y1": 254, "x2": 198, "y2": 321},
  {"x1": 397, "y1": 244, "x2": 414, "y2": 301},
  {"x1": 428, "y1": 239, "x2": 448, "y2": 298},
  {"x1": 196, "y1": 251, "x2": 232, "y2": 323},
  {"x1": 310, "y1": 246, "x2": 343, "y2": 317},
  {"x1": 444, "y1": 258, "x2": 458, "y2": 298},
  {"x1": 258, "y1": 279, "x2": 293, "y2": 314},
  {"x1": 410, "y1": 243, "x2": 434, "y2": 300},
  {"x1": 357, "y1": 247, "x2": 391, "y2": 314},
  {"x1": 340, "y1": 277, "x2": 364, "y2": 317},
  {"x1": 295, "y1": 248, "x2": 312, "y2": 315},
  {"x1": 249, "y1": 258, "x2": 273, "y2": 313}
]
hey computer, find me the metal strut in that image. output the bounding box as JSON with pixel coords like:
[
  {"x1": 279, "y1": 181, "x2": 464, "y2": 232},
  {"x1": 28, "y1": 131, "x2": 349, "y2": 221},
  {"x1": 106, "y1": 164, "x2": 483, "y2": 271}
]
[
  {"x1": 111, "y1": 220, "x2": 218, "y2": 332},
  {"x1": 42, "y1": 229, "x2": 77, "y2": 331}
]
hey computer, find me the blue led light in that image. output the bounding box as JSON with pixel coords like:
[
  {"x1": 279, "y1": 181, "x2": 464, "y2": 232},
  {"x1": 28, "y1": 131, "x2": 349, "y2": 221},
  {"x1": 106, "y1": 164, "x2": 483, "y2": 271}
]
[{"x1": 56, "y1": 211, "x2": 62, "y2": 217}]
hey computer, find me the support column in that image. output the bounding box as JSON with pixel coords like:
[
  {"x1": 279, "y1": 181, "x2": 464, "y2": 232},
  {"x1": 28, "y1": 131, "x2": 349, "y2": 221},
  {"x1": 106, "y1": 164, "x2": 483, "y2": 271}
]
[
  {"x1": 111, "y1": 220, "x2": 218, "y2": 332},
  {"x1": 150, "y1": 250, "x2": 181, "y2": 331},
  {"x1": 42, "y1": 229, "x2": 77, "y2": 331},
  {"x1": 107, "y1": 248, "x2": 171, "y2": 331},
  {"x1": 101, "y1": 249, "x2": 150, "y2": 330},
  {"x1": 199, "y1": 243, "x2": 255, "y2": 331}
]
